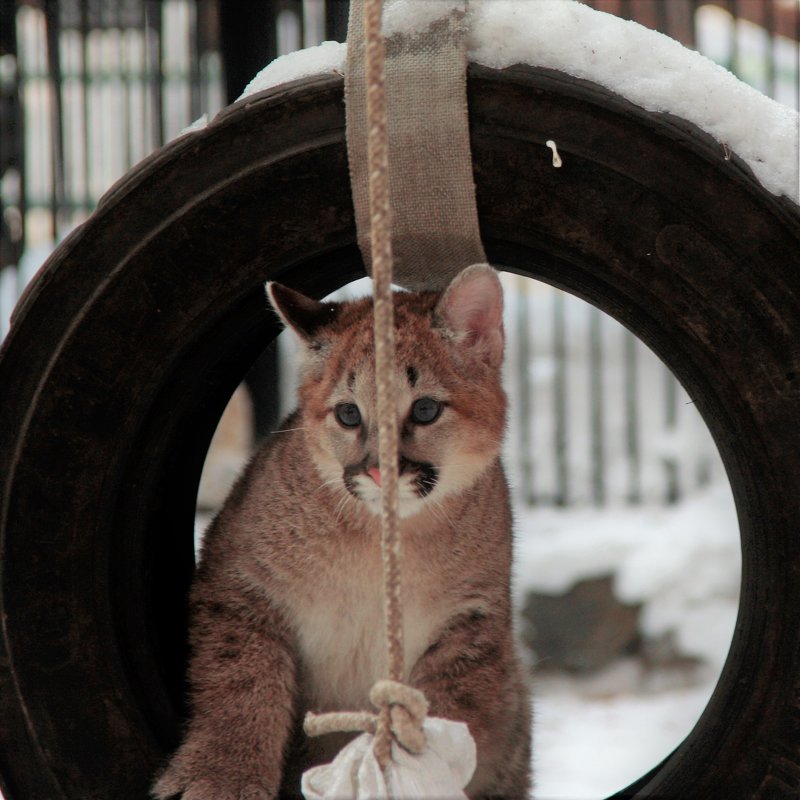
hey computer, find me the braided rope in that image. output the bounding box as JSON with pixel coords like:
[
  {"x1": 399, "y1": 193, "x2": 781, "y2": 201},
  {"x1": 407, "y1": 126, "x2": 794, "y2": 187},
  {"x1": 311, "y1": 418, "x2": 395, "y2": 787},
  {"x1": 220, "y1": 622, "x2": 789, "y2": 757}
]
[
  {"x1": 302, "y1": 0, "x2": 428, "y2": 774},
  {"x1": 363, "y1": 0, "x2": 406, "y2": 770}
]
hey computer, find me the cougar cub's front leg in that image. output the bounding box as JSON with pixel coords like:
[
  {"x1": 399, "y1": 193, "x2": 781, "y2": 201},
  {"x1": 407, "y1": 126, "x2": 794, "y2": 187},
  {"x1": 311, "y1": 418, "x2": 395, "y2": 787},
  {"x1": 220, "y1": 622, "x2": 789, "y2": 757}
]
[
  {"x1": 410, "y1": 609, "x2": 532, "y2": 800},
  {"x1": 152, "y1": 580, "x2": 297, "y2": 800}
]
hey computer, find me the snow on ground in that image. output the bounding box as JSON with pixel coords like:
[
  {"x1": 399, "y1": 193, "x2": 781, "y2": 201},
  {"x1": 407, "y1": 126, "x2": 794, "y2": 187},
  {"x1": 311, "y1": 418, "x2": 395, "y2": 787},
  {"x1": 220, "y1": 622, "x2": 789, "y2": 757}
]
[
  {"x1": 514, "y1": 479, "x2": 739, "y2": 797},
  {"x1": 514, "y1": 481, "x2": 740, "y2": 671},
  {"x1": 239, "y1": 0, "x2": 799, "y2": 203},
  {"x1": 532, "y1": 668, "x2": 713, "y2": 799}
]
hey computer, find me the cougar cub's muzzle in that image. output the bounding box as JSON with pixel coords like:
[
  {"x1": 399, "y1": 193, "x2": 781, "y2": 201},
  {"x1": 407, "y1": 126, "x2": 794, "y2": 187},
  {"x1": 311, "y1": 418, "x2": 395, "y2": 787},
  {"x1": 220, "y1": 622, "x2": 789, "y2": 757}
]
[
  {"x1": 342, "y1": 456, "x2": 439, "y2": 501},
  {"x1": 400, "y1": 457, "x2": 439, "y2": 497}
]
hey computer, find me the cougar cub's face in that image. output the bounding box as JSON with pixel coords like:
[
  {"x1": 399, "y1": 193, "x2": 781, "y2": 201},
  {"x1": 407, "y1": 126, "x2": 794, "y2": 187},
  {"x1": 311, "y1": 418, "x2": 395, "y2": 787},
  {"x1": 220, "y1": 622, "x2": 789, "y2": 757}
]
[
  {"x1": 268, "y1": 265, "x2": 506, "y2": 519},
  {"x1": 320, "y1": 347, "x2": 488, "y2": 518}
]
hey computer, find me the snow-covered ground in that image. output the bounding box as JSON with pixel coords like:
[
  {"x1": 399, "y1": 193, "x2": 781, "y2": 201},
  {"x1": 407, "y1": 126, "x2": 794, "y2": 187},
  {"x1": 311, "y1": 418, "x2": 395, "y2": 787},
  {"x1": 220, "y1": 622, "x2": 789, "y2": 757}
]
[
  {"x1": 532, "y1": 669, "x2": 714, "y2": 799},
  {"x1": 515, "y1": 480, "x2": 738, "y2": 798},
  {"x1": 514, "y1": 482, "x2": 739, "y2": 672}
]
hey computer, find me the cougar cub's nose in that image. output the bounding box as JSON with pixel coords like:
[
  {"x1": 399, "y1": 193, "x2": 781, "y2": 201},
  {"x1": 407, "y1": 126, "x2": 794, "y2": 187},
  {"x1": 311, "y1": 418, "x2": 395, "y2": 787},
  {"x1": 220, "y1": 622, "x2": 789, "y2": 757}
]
[{"x1": 367, "y1": 466, "x2": 382, "y2": 486}]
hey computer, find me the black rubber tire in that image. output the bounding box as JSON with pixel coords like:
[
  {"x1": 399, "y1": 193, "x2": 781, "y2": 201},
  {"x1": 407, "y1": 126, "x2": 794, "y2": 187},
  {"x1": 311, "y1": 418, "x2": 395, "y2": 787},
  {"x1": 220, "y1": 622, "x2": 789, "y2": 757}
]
[{"x1": 1, "y1": 65, "x2": 799, "y2": 799}]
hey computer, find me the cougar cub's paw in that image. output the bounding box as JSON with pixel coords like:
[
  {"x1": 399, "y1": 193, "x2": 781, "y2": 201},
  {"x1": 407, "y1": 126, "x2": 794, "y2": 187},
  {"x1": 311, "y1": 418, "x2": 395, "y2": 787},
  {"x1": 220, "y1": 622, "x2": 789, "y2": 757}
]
[{"x1": 152, "y1": 764, "x2": 273, "y2": 800}]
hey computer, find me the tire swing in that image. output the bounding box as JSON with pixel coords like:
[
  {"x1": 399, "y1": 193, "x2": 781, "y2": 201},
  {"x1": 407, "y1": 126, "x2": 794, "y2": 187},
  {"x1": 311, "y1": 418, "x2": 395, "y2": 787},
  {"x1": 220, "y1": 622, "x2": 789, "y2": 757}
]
[{"x1": 1, "y1": 0, "x2": 800, "y2": 798}]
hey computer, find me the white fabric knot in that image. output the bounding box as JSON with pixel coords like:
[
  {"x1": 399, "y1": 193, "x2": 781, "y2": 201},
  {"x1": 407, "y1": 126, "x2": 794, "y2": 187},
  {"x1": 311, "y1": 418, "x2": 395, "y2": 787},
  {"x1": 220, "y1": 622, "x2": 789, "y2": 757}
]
[{"x1": 301, "y1": 716, "x2": 476, "y2": 800}]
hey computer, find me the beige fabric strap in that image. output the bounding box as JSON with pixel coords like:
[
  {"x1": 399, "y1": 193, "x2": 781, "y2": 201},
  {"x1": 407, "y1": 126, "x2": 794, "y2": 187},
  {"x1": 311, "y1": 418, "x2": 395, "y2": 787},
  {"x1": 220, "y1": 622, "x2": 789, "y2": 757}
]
[{"x1": 346, "y1": 0, "x2": 486, "y2": 291}]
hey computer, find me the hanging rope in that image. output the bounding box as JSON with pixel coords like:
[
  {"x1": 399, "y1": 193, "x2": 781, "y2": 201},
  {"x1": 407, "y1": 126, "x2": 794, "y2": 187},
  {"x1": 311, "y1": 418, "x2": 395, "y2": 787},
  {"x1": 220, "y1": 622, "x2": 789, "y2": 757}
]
[
  {"x1": 363, "y1": 0, "x2": 406, "y2": 767},
  {"x1": 303, "y1": 0, "x2": 428, "y2": 772}
]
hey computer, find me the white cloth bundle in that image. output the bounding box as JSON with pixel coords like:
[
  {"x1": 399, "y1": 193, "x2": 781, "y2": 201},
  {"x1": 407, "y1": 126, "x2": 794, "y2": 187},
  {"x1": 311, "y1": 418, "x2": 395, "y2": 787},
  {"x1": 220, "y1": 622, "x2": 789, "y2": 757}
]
[{"x1": 301, "y1": 717, "x2": 476, "y2": 799}]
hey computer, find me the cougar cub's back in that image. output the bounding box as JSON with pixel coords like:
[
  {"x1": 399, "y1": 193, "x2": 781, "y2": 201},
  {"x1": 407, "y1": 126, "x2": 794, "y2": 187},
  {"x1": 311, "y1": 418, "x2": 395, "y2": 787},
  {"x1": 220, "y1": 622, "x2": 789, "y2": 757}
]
[{"x1": 153, "y1": 265, "x2": 531, "y2": 800}]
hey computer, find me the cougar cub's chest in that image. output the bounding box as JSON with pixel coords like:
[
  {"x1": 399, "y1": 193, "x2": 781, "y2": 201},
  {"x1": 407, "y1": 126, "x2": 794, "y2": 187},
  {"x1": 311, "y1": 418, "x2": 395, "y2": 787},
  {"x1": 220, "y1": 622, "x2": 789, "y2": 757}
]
[{"x1": 289, "y1": 536, "x2": 443, "y2": 713}]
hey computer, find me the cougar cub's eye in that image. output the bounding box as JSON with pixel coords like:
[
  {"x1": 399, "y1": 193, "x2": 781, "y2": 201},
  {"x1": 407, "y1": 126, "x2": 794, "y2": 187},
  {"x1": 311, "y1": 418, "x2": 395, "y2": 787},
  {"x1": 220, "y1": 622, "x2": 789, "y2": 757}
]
[
  {"x1": 411, "y1": 397, "x2": 442, "y2": 425},
  {"x1": 334, "y1": 402, "x2": 362, "y2": 428}
]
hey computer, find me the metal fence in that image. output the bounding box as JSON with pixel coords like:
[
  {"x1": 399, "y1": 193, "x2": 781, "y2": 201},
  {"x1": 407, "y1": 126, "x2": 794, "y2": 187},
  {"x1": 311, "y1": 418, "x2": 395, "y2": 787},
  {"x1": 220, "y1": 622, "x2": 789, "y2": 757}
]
[
  {"x1": 2, "y1": 0, "x2": 799, "y2": 506},
  {"x1": 585, "y1": 0, "x2": 800, "y2": 108},
  {"x1": 502, "y1": 276, "x2": 719, "y2": 507},
  {"x1": 1, "y1": 0, "x2": 224, "y2": 329}
]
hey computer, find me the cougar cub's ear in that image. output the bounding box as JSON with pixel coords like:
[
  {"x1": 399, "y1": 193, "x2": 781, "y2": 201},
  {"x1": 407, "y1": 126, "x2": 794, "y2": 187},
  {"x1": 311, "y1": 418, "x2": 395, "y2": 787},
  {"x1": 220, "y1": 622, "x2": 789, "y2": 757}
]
[
  {"x1": 267, "y1": 282, "x2": 339, "y2": 342},
  {"x1": 436, "y1": 264, "x2": 504, "y2": 367}
]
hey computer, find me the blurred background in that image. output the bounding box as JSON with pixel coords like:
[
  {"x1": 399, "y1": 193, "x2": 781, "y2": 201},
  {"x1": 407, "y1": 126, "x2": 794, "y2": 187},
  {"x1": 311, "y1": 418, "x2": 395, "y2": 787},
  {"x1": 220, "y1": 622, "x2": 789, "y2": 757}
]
[{"x1": 1, "y1": 1, "x2": 798, "y2": 797}]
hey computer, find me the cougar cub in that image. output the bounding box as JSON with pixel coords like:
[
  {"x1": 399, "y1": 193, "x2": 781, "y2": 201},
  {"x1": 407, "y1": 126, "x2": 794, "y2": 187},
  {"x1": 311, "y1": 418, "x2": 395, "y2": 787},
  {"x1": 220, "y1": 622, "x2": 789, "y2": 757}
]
[{"x1": 153, "y1": 264, "x2": 531, "y2": 799}]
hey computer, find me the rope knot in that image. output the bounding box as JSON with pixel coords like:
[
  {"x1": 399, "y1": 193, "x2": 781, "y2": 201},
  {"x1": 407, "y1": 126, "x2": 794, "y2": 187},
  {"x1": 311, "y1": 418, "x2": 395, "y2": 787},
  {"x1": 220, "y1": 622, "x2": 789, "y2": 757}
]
[
  {"x1": 371, "y1": 679, "x2": 428, "y2": 757},
  {"x1": 302, "y1": 679, "x2": 428, "y2": 769}
]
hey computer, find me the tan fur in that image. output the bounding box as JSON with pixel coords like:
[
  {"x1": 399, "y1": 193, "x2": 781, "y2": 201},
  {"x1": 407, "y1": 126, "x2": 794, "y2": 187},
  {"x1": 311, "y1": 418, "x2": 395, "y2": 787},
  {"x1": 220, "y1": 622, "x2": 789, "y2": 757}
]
[{"x1": 152, "y1": 266, "x2": 532, "y2": 800}]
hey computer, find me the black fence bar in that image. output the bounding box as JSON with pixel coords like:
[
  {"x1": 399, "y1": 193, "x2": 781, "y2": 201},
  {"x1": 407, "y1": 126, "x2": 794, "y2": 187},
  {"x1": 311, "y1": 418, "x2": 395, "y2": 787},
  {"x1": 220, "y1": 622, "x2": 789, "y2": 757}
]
[
  {"x1": 44, "y1": 0, "x2": 66, "y2": 240},
  {"x1": 220, "y1": 0, "x2": 281, "y2": 100},
  {"x1": 0, "y1": 0, "x2": 24, "y2": 273},
  {"x1": 793, "y1": 3, "x2": 798, "y2": 112},
  {"x1": 727, "y1": 0, "x2": 740, "y2": 76},
  {"x1": 764, "y1": 0, "x2": 776, "y2": 99},
  {"x1": 145, "y1": 0, "x2": 164, "y2": 148},
  {"x1": 326, "y1": 0, "x2": 349, "y2": 42},
  {"x1": 663, "y1": 369, "x2": 680, "y2": 504},
  {"x1": 79, "y1": 0, "x2": 92, "y2": 212}
]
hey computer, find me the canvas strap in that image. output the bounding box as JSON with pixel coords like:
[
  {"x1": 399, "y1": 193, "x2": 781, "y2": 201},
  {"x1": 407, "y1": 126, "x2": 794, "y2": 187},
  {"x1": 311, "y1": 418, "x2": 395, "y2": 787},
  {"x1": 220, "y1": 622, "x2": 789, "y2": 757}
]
[{"x1": 345, "y1": 0, "x2": 486, "y2": 291}]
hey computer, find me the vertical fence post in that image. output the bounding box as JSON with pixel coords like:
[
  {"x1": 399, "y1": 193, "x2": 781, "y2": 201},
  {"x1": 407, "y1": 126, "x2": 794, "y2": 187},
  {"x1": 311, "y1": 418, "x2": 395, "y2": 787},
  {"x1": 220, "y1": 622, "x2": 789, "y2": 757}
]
[
  {"x1": 553, "y1": 289, "x2": 569, "y2": 506},
  {"x1": 78, "y1": 0, "x2": 93, "y2": 208},
  {"x1": 795, "y1": 0, "x2": 800, "y2": 112},
  {"x1": 515, "y1": 277, "x2": 536, "y2": 505},
  {"x1": 0, "y1": 0, "x2": 25, "y2": 276},
  {"x1": 589, "y1": 305, "x2": 606, "y2": 505},
  {"x1": 144, "y1": 0, "x2": 164, "y2": 149},
  {"x1": 725, "y1": 0, "x2": 740, "y2": 76},
  {"x1": 663, "y1": 369, "x2": 680, "y2": 503},
  {"x1": 325, "y1": 0, "x2": 350, "y2": 42},
  {"x1": 188, "y1": 0, "x2": 202, "y2": 122},
  {"x1": 623, "y1": 329, "x2": 642, "y2": 504},
  {"x1": 219, "y1": 2, "x2": 286, "y2": 439},
  {"x1": 43, "y1": 0, "x2": 66, "y2": 241}
]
